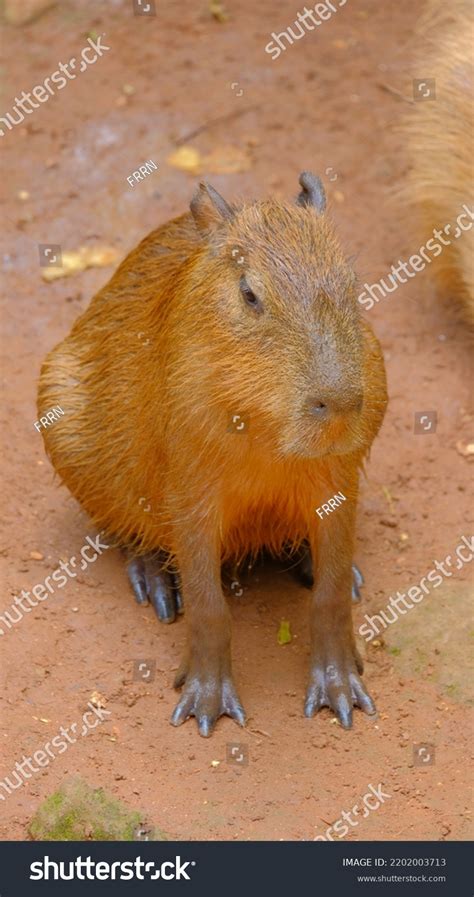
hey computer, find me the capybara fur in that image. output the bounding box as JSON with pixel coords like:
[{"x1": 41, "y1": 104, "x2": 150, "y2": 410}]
[
  {"x1": 38, "y1": 173, "x2": 387, "y2": 736},
  {"x1": 403, "y1": 0, "x2": 474, "y2": 327}
]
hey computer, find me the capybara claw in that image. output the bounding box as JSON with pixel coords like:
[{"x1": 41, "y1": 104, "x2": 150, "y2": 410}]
[
  {"x1": 305, "y1": 656, "x2": 376, "y2": 727},
  {"x1": 127, "y1": 553, "x2": 183, "y2": 623},
  {"x1": 127, "y1": 558, "x2": 149, "y2": 606},
  {"x1": 304, "y1": 689, "x2": 324, "y2": 719},
  {"x1": 351, "y1": 563, "x2": 364, "y2": 603},
  {"x1": 171, "y1": 675, "x2": 246, "y2": 736}
]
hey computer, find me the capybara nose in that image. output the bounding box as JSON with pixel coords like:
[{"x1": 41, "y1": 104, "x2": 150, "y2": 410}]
[
  {"x1": 307, "y1": 392, "x2": 363, "y2": 417},
  {"x1": 308, "y1": 399, "x2": 330, "y2": 419}
]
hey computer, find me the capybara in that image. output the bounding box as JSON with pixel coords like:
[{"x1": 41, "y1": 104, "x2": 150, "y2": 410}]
[
  {"x1": 403, "y1": 0, "x2": 474, "y2": 326},
  {"x1": 38, "y1": 172, "x2": 387, "y2": 736}
]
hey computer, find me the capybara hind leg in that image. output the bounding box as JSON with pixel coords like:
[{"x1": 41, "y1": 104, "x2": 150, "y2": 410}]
[
  {"x1": 292, "y1": 542, "x2": 364, "y2": 603},
  {"x1": 292, "y1": 541, "x2": 314, "y2": 588},
  {"x1": 351, "y1": 562, "x2": 364, "y2": 603},
  {"x1": 170, "y1": 525, "x2": 245, "y2": 737},
  {"x1": 305, "y1": 499, "x2": 376, "y2": 728},
  {"x1": 127, "y1": 551, "x2": 183, "y2": 623}
]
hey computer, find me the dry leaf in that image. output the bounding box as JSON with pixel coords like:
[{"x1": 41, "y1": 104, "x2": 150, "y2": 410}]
[
  {"x1": 167, "y1": 144, "x2": 251, "y2": 176},
  {"x1": 382, "y1": 485, "x2": 395, "y2": 515},
  {"x1": 456, "y1": 441, "x2": 474, "y2": 458},
  {"x1": 203, "y1": 145, "x2": 251, "y2": 174},
  {"x1": 41, "y1": 246, "x2": 119, "y2": 282},
  {"x1": 277, "y1": 620, "x2": 292, "y2": 646},
  {"x1": 209, "y1": 0, "x2": 228, "y2": 22},
  {"x1": 166, "y1": 146, "x2": 202, "y2": 174}
]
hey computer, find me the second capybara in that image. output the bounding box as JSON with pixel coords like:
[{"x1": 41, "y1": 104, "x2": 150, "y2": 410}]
[
  {"x1": 38, "y1": 173, "x2": 387, "y2": 736},
  {"x1": 403, "y1": 0, "x2": 474, "y2": 327}
]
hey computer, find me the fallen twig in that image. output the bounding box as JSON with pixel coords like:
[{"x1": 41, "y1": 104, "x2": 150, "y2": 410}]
[{"x1": 174, "y1": 104, "x2": 260, "y2": 146}]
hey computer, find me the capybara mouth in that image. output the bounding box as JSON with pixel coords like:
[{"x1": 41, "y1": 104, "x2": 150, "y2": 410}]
[{"x1": 281, "y1": 408, "x2": 365, "y2": 459}]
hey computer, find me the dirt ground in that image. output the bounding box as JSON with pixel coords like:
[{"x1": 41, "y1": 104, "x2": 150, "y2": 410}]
[{"x1": 1, "y1": 0, "x2": 473, "y2": 842}]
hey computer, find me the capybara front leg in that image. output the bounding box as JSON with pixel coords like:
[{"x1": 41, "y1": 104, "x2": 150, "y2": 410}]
[
  {"x1": 305, "y1": 501, "x2": 376, "y2": 728},
  {"x1": 170, "y1": 529, "x2": 245, "y2": 737}
]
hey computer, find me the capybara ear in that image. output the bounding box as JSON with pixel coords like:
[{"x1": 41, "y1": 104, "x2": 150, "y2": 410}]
[
  {"x1": 190, "y1": 181, "x2": 235, "y2": 232},
  {"x1": 296, "y1": 171, "x2": 327, "y2": 213}
]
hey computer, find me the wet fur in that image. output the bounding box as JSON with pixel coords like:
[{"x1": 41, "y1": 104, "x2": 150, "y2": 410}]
[{"x1": 38, "y1": 196, "x2": 387, "y2": 570}]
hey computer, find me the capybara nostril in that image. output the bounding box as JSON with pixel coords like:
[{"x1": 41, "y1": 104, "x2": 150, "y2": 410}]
[
  {"x1": 307, "y1": 392, "x2": 363, "y2": 418},
  {"x1": 308, "y1": 399, "x2": 329, "y2": 419}
]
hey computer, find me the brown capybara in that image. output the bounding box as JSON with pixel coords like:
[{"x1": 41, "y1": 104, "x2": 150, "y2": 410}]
[
  {"x1": 403, "y1": 0, "x2": 474, "y2": 327},
  {"x1": 38, "y1": 173, "x2": 387, "y2": 736}
]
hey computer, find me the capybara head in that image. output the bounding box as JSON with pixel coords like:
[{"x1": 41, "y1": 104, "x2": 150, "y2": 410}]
[{"x1": 186, "y1": 172, "x2": 368, "y2": 459}]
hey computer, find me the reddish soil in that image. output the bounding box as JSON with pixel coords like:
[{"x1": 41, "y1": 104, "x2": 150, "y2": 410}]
[{"x1": 1, "y1": 0, "x2": 472, "y2": 842}]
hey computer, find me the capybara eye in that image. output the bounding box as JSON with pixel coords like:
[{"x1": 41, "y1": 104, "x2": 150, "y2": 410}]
[{"x1": 240, "y1": 277, "x2": 262, "y2": 312}]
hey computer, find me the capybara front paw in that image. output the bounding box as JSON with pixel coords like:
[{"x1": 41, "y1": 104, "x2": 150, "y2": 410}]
[
  {"x1": 171, "y1": 671, "x2": 246, "y2": 737},
  {"x1": 127, "y1": 552, "x2": 183, "y2": 623},
  {"x1": 304, "y1": 648, "x2": 376, "y2": 729}
]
